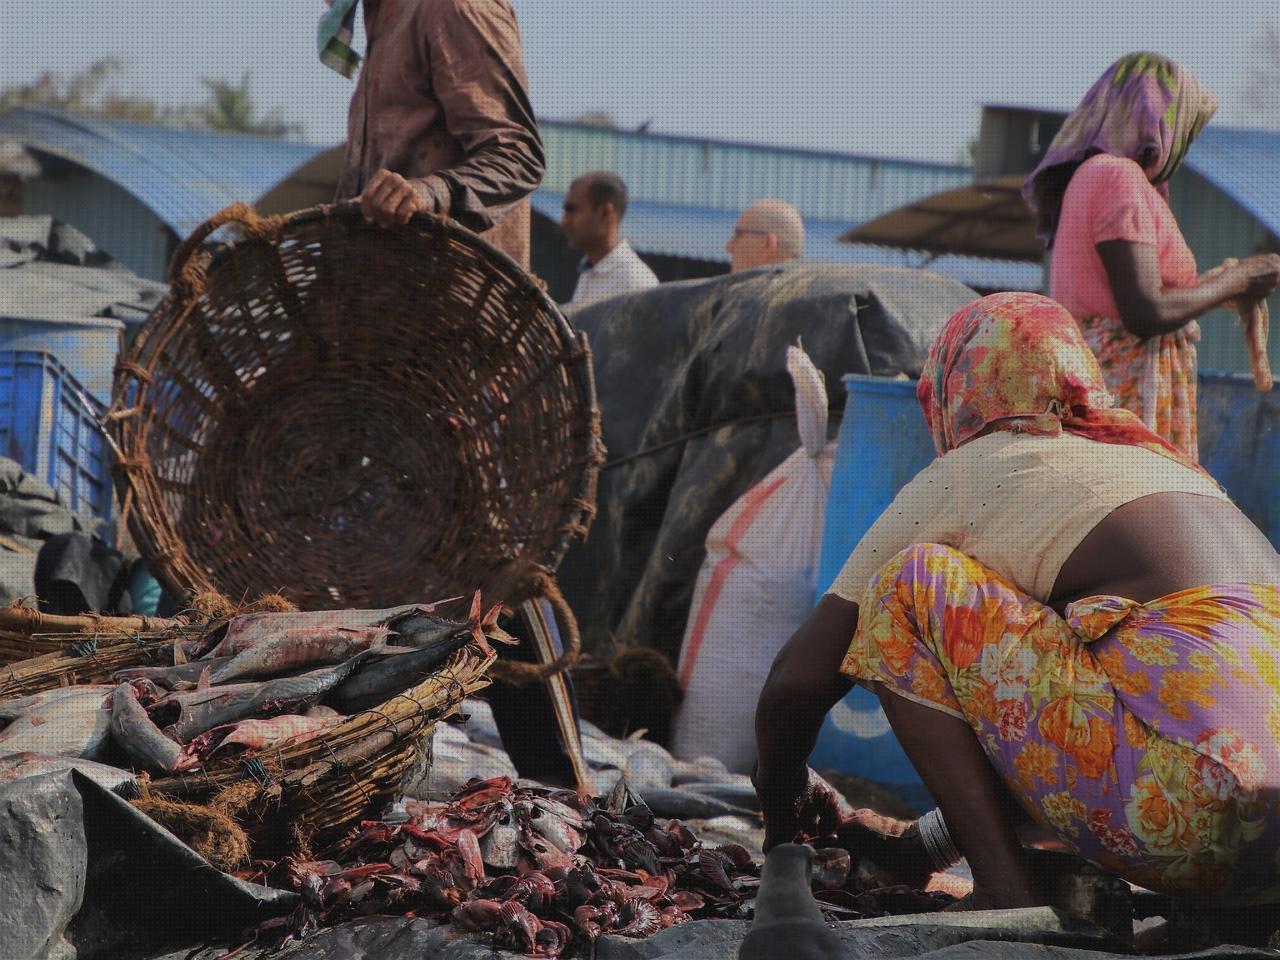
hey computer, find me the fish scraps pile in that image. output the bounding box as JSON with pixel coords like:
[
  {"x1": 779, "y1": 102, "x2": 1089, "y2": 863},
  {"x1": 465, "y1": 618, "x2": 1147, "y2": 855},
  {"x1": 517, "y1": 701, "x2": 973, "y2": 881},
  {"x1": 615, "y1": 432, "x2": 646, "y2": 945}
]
[
  {"x1": 232, "y1": 775, "x2": 759, "y2": 957},
  {"x1": 0, "y1": 594, "x2": 512, "y2": 790},
  {"x1": 228, "y1": 774, "x2": 953, "y2": 958}
]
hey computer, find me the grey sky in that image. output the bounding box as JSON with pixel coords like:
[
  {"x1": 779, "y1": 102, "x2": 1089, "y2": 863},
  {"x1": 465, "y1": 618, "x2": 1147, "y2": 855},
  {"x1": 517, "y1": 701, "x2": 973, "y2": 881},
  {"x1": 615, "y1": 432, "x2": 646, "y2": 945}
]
[{"x1": 3, "y1": 0, "x2": 1275, "y2": 163}]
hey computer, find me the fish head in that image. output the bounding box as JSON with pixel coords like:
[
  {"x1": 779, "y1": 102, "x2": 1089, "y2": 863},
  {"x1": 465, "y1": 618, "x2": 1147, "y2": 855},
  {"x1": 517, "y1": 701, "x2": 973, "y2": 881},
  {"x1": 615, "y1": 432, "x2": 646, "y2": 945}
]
[{"x1": 478, "y1": 801, "x2": 521, "y2": 869}]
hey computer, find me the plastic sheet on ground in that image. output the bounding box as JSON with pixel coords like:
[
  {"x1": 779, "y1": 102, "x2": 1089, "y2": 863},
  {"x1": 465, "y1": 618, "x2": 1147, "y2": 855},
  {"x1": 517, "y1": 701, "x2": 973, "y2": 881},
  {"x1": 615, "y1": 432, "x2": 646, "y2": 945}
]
[
  {"x1": 142, "y1": 913, "x2": 1277, "y2": 960},
  {"x1": 0, "y1": 770, "x2": 296, "y2": 960},
  {"x1": 558, "y1": 262, "x2": 978, "y2": 663}
]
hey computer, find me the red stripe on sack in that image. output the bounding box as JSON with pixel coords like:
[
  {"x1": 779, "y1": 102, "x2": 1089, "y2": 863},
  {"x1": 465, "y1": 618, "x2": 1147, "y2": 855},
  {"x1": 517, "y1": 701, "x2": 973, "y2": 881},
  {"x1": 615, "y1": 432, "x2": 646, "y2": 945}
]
[{"x1": 678, "y1": 474, "x2": 789, "y2": 687}]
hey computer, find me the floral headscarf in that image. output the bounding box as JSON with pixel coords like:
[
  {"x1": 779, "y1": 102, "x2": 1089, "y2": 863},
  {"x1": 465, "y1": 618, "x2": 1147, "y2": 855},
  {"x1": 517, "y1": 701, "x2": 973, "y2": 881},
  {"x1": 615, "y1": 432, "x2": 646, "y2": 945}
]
[
  {"x1": 1023, "y1": 52, "x2": 1219, "y2": 245},
  {"x1": 917, "y1": 292, "x2": 1197, "y2": 468}
]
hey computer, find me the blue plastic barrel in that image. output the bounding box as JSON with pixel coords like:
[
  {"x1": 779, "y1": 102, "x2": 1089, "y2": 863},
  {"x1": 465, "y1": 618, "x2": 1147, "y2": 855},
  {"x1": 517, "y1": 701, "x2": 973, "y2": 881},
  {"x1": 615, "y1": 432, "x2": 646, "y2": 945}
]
[
  {"x1": 809, "y1": 374, "x2": 936, "y2": 810},
  {"x1": 1197, "y1": 372, "x2": 1280, "y2": 549}
]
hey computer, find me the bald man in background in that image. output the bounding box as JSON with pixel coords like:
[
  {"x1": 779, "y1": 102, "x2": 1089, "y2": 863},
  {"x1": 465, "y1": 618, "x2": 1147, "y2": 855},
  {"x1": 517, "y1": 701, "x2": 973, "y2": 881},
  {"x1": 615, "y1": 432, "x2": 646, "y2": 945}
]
[{"x1": 726, "y1": 199, "x2": 806, "y2": 272}]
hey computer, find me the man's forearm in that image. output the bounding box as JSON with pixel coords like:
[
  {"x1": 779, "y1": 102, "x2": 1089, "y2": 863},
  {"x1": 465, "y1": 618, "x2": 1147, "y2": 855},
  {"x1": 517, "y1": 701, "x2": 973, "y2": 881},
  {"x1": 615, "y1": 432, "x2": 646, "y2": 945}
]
[{"x1": 430, "y1": 134, "x2": 545, "y2": 232}]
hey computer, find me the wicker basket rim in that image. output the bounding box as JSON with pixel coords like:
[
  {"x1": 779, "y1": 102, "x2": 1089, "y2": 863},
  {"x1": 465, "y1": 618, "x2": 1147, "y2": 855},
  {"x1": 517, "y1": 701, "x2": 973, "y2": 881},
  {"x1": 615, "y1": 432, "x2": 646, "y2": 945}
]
[{"x1": 110, "y1": 201, "x2": 603, "y2": 606}]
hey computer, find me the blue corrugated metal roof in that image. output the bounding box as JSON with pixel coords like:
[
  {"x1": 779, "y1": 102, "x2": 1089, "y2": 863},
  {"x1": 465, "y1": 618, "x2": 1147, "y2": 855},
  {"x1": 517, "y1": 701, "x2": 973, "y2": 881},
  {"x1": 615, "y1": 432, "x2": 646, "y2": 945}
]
[
  {"x1": 539, "y1": 121, "x2": 972, "y2": 224},
  {"x1": 0, "y1": 107, "x2": 328, "y2": 238},
  {"x1": 531, "y1": 190, "x2": 1042, "y2": 292},
  {"x1": 1187, "y1": 126, "x2": 1280, "y2": 240}
]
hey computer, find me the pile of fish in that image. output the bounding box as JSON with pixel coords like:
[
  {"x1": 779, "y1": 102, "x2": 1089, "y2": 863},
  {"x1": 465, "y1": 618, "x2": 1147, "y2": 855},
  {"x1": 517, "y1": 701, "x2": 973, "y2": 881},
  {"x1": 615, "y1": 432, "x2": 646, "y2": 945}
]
[
  {"x1": 0, "y1": 594, "x2": 511, "y2": 791},
  {"x1": 233, "y1": 775, "x2": 762, "y2": 957},
  {"x1": 235, "y1": 772, "x2": 955, "y2": 958}
]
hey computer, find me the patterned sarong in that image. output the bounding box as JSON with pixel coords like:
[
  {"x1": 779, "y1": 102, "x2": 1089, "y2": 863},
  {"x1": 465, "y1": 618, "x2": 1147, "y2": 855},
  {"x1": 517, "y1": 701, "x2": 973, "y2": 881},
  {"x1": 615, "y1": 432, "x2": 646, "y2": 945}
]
[
  {"x1": 842, "y1": 542, "x2": 1280, "y2": 902},
  {"x1": 1078, "y1": 314, "x2": 1200, "y2": 461}
]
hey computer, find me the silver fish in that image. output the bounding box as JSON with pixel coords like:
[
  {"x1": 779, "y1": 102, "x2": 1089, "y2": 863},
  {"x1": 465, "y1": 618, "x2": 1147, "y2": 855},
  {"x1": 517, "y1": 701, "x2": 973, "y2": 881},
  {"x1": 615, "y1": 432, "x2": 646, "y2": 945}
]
[
  {"x1": 479, "y1": 798, "x2": 522, "y2": 869},
  {"x1": 681, "y1": 778, "x2": 762, "y2": 811},
  {"x1": 620, "y1": 738, "x2": 676, "y2": 789},
  {"x1": 581, "y1": 733, "x2": 630, "y2": 773},
  {"x1": 110, "y1": 682, "x2": 197, "y2": 773},
  {"x1": 205, "y1": 602, "x2": 450, "y2": 660},
  {"x1": 386, "y1": 611, "x2": 469, "y2": 649},
  {"x1": 155, "y1": 655, "x2": 370, "y2": 743},
  {"x1": 190, "y1": 713, "x2": 344, "y2": 759},
  {"x1": 204, "y1": 626, "x2": 391, "y2": 685},
  {"x1": 0, "y1": 752, "x2": 138, "y2": 796},
  {"x1": 323, "y1": 633, "x2": 472, "y2": 715},
  {"x1": 515, "y1": 797, "x2": 584, "y2": 854},
  {"x1": 0, "y1": 686, "x2": 113, "y2": 760},
  {"x1": 636, "y1": 785, "x2": 760, "y2": 821},
  {"x1": 671, "y1": 755, "x2": 731, "y2": 785},
  {"x1": 112, "y1": 658, "x2": 236, "y2": 689},
  {"x1": 0, "y1": 685, "x2": 114, "y2": 720}
]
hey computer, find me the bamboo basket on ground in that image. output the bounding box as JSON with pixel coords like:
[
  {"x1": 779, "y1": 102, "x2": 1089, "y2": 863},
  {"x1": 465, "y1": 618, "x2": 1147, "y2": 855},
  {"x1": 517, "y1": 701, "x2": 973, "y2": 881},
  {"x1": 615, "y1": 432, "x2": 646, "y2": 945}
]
[
  {"x1": 108, "y1": 202, "x2": 603, "y2": 641},
  {"x1": 0, "y1": 607, "x2": 193, "y2": 666},
  {"x1": 0, "y1": 630, "x2": 182, "y2": 697},
  {"x1": 0, "y1": 630, "x2": 494, "y2": 853}
]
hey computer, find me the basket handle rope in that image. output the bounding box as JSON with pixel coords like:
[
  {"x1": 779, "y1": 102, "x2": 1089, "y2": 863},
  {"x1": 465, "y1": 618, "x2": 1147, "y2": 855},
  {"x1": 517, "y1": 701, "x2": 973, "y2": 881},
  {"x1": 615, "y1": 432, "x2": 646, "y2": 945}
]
[
  {"x1": 484, "y1": 564, "x2": 581, "y2": 687},
  {"x1": 166, "y1": 202, "x2": 286, "y2": 293}
]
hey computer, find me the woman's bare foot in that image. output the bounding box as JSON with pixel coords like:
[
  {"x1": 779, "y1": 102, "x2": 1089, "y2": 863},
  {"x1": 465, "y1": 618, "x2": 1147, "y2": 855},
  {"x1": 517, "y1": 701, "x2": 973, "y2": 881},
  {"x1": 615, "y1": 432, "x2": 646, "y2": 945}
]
[{"x1": 942, "y1": 876, "x2": 1045, "y2": 912}]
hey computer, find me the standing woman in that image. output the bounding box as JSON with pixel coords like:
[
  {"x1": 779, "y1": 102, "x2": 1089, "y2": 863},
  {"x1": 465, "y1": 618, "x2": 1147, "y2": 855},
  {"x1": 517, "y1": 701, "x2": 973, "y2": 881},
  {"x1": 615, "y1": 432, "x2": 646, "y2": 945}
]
[{"x1": 1023, "y1": 52, "x2": 1280, "y2": 459}]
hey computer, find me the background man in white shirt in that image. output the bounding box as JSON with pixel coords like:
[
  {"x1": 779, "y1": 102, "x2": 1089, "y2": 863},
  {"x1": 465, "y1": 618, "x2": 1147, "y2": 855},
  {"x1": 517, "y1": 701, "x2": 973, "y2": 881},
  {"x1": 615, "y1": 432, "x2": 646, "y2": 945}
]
[
  {"x1": 560, "y1": 172, "x2": 659, "y2": 305},
  {"x1": 726, "y1": 198, "x2": 806, "y2": 272}
]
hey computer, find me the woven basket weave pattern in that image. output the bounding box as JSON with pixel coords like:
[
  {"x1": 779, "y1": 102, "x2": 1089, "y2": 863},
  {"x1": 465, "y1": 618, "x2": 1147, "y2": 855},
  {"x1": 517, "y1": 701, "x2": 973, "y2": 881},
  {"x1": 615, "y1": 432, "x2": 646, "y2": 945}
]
[{"x1": 112, "y1": 204, "x2": 601, "y2": 610}]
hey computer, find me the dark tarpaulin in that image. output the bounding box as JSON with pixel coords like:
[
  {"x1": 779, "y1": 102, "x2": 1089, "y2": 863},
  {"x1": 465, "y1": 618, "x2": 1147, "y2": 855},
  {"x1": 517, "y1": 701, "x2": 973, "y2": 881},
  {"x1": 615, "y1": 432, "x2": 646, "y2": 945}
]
[
  {"x1": 0, "y1": 770, "x2": 296, "y2": 960},
  {"x1": 557, "y1": 262, "x2": 978, "y2": 667},
  {"x1": 142, "y1": 913, "x2": 1277, "y2": 959}
]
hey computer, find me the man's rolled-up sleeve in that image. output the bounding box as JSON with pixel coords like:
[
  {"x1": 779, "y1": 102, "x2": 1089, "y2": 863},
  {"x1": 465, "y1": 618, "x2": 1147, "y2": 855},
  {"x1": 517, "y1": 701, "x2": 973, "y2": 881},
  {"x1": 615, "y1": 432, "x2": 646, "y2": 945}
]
[{"x1": 423, "y1": 0, "x2": 546, "y2": 232}]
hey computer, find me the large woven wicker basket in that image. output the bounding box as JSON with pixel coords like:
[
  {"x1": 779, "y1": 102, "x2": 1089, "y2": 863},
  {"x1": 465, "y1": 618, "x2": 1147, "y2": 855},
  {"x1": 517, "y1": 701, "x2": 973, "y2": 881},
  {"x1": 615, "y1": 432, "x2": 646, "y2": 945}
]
[{"x1": 109, "y1": 202, "x2": 602, "y2": 614}]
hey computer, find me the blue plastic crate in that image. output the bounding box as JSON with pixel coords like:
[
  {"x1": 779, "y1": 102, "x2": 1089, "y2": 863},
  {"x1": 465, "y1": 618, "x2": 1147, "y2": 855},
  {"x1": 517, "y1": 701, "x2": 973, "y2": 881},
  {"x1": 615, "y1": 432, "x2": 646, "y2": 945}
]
[{"x1": 0, "y1": 350, "x2": 113, "y2": 523}]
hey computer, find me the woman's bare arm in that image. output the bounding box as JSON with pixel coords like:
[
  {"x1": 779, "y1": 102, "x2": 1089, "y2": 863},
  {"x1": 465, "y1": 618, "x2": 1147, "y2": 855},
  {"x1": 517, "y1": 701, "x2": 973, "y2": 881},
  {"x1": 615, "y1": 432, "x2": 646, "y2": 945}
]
[
  {"x1": 753, "y1": 595, "x2": 857, "y2": 850},
  {"x1": 1097, "y1": 241, "x2": 1280, "y2": 338}
]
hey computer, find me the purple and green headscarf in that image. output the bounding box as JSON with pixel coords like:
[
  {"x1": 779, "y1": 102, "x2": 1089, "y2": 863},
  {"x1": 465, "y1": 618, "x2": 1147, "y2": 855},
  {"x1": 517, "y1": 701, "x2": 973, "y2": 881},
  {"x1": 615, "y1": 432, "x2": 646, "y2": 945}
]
[{"x1": 1022, "y1": 53, "x2": 1219, "y2": 245}]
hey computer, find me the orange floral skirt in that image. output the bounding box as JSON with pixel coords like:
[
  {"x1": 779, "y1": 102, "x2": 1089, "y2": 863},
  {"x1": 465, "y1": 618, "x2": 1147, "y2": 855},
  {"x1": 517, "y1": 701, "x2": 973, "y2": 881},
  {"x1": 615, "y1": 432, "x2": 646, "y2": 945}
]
[
  {"x1": 841, "y1": 543, "x2": 1280, "y2": 901},
  {"x1": 1077, "y1": 315, "x2": 1199, "y2": 461}
]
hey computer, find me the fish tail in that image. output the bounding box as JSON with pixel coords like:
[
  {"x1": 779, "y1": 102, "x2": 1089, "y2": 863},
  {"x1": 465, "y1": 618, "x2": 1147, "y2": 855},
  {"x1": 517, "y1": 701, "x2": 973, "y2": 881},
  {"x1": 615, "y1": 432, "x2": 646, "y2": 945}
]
[
  {"x1": 469, "y1": 591, "x2": 489, "y2": 648},
  {"x1": 197, "y1": 667, "x2": 212, "y2": 691},
  {"x1": 474, "y1": 598, "x2": 517, "y2": 647}
]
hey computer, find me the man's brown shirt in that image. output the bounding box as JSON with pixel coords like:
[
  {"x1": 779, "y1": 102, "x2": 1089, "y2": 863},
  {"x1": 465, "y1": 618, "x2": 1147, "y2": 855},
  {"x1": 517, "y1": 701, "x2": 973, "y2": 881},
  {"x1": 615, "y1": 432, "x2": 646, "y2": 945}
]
[{"x1": 336, "y1": 0, "x2": 545, "y2": 267}]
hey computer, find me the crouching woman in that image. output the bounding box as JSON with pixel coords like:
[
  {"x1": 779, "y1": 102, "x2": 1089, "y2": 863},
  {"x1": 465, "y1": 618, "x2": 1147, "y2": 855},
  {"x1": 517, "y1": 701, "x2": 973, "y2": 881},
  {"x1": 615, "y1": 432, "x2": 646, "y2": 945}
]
[{"x1": 753, "y1": 292, "x2": 1280, "y2": 909}]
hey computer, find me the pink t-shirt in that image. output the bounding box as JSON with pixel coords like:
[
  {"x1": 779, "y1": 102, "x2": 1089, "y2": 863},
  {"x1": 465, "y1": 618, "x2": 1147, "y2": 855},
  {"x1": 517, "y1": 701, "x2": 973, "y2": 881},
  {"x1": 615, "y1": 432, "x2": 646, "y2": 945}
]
[{"x1": 1048, "y1": 154, "x2": 1199, "y2": 320}]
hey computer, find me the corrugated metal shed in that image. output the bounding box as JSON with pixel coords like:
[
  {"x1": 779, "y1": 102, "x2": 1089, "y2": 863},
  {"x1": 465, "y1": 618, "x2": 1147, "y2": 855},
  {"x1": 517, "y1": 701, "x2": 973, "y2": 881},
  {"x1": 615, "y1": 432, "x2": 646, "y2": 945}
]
[
  {"x1": 0, "y1": 107, "x2": 328, "y2": 238},
  {"x1": 540, "y1": 121, "x2": 971, "y2": 224},
  {"x1": 531, "y1": 190, "x2": 1043, "y2": 292},
  {"x1": 1182, "y1": 125, "x2": 1280, "y2": 241}
]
